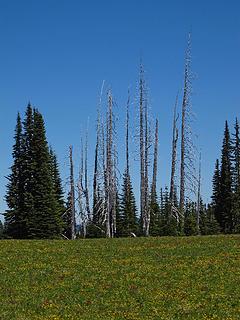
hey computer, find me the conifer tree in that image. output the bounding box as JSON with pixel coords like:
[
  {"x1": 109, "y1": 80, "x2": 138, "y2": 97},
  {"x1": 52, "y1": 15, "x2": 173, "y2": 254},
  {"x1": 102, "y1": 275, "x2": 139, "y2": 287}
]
[
  {"x1": 219, "y1": 121, "x2": 233, "y2": 232},
  {"x1": 5, "y1": 113, "x2": 25, "y2": 238},
  {"x1": 21, "y1": 104, "x2": 35, "y2": 238},
  {"x1": 119, "y1": 172, "x2": 138, "y2": 236},
  {"x1": 184, "y1": 201, "x2": 197, "y2": 236},
  {"x1": 49, "y1": 148, "x2": 66, "y2": 215},
  {"x1": 119, "y1": 93, "x2": 138, "y2": 236},
  {"x1": 205, "y1": 204, "x2": 220, "y2": 235},
  {"x1": 232, "y1": 118, "x2": 240, "y2": 232},
  {"x1": 0, "y1": 220, "x2": 4, "y2": 238},
  {"x1": 27, "y1": 109, "x2": 63, "y2": 238}
]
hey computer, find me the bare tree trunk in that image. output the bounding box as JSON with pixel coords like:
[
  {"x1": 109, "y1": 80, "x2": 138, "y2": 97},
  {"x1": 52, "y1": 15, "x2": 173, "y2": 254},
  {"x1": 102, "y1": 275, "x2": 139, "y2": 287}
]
[
  {"x1": 84, "y1": 130, "x2": 91, "y2": 220},
  {"x1": 105, "y1": 92, "x2": 114, "y2": 238},
  {"x1": 93, "y1": 121, "x2": 99, "y2": 222},
  {"x1": 170, "y1": 96, "x2": 179, "y2": 219},
  {"x1": 93, "y1": 82, "x2": 105, "y2": 224},
  {"x1": 151, "y1": 119, "x2": 159, "y2": 201},
  {"x1": 196, "y1": 152, "x2": 201, "y2": 234},
  {"x1": 144, "y1": 101, "x2": 150, "y2": 236},
  {"x1": 69, "y1": 145, "x2": 76, "y2": 239},
  {"x1": 179, "y1": 34, "x2": 192, "y2": 225},
  {"x1": 112, "y1": 144, "x2": 117, "y2": 236},
  {"x1": 139, "y1": 63, "x2": 146, "y2": 235},
  {"x1": 126, "y1": 90, "x2": 130, "y2": 178}
]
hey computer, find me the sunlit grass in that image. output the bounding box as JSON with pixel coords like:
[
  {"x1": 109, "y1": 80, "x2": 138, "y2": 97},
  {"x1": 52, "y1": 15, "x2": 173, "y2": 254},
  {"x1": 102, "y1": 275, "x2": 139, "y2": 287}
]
[{"x1": 0, "y1": 235, "x2": 239, "y2": 319}]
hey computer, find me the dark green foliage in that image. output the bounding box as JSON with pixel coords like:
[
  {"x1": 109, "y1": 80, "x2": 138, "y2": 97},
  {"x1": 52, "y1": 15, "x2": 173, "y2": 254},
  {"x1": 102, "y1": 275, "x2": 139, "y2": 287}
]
[
  {"x1": 158, "y1": 187, "x2": 178, "y2": 236},
  {"x1": 63, "y1": 192, "x2": 73, "y2": 239},
  {"x1": 27, "y1": 109, "x2": 63, "y2": 238},
  {"x1": 49, "y1": 148, "x2": 66, "y2": 221},
  {"x1": 0, "y1": 220, "x2": 4, "y2": 238},
  {"x1": 218, "y1": 122, "x2": 233, "y2": 232},
  {"x1": 232, "y1": 119, "x2": 240, "y2": 232},
  {"x1": 149, "y1": 188, "x2": 161, "y2": 236},
  {"x1": 5, "y1": 113, "x2": 25, "y2": 238},
  {"x1": 199, "y1": 203, "x2": 220, "y2": 235},
  {"x1": 5, "y1": 105, "x2": 64, "y2": 239},
  {"x1": 119, "y1": 171, "x2": 138, "y2": 236},
  {"x1": 184, "y1": 202, "x2": 198, "y2": 236}
]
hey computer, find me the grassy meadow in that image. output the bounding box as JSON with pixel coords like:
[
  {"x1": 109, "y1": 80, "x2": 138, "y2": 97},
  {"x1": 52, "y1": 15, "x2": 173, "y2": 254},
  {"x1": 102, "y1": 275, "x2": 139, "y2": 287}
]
[{"x1": 0, "y1": 235, "x2": 240, "y2": 320}]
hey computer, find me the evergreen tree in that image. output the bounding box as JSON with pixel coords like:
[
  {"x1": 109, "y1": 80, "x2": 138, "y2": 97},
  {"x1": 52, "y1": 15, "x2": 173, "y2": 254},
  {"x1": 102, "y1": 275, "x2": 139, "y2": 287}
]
[
  {"x1": 119, "y1": 171, "x2": 138, "y2": 236},
  {"x1": 0, "y1": 220, "x2": 4, "y2": 238},
  {"x1": 158, "y1": 187, "x2": 177, "y2": 236},
  {"x1": 199, "y1": 201, "x2": 208, "y2": 235},
  {"x1": 184, "y1": 201, "x2": 197, "y2": 236},
  {"x1": 49, "y1": 148, "x2": 66, "y2": 216},
  {"x1": 149, "y1": 185, "x2": 161, "y2": 236},
  {"x1": 5, "y1": 113, "x2": 25, "y2": 238},
  {"x1": 232, "y1": 118, "x2": 240, "y2": 232},
  {"x1": 219, "y1": 121, "x2": 233, "y2": 232},
  {"x1": 26, "y1": 109, "x2": 63, "y2": 238},
  {"x1": 205, "y1": 204, "x2": 220, "y2": 235},
  {"x1": 21, "y1": 104, "x2": 35, "y2": 238}
]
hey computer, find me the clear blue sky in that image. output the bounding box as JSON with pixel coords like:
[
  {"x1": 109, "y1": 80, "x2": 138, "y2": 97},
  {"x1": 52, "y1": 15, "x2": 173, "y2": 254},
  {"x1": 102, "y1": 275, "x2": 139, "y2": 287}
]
[{"x1": 0, "y1": 0, "x2": 240, "y2": 219}]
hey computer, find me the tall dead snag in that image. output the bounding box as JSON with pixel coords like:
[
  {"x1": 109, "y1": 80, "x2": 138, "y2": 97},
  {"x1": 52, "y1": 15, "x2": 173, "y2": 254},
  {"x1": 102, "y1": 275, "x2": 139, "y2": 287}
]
[
  {"x1": 151, "y1": 119, "x2": 158, "y2": 200},
  {"x1": 84, "y1": 130, "x2": 91, "y2": 219},
  {"x1": 77, "y1": 133, "x2": 91, "y2": 238},
  {"x1": 169, "y1": 95, "x2": 179, "y2": 219},
  {"x1": 126, "y1": 91, "x2": 130, "y2": 177},
  {"x1": 105, "y1": 91, "x2": 117, "y2": 238},
  {"x1": 139, "y1": 63, "x2": 150, "y2": 236},
  {"x1": 93, "y1": 82, "x2": 105, "y2": 226},
  {"x1": 139, "y1": 63, "x2": 146, "y2": 235},
  {"x1": 196, "y1": 152, "x2": 201, "y2": 234},
  {"x1": 93, "y1": 111, "x2": 100, "y2": 224},
  {"x1": 179, "y1": 34, "x2": 197, "y2": 233},
  {"x1": 179, "y1": 34, "x2": 194, "y2": 228},
  {"x1": 144, "y1": 98, "x2": 150, "y2": 236},
  {"x1": 69, "y1": 145, "x2": 76, "y2": 239}
]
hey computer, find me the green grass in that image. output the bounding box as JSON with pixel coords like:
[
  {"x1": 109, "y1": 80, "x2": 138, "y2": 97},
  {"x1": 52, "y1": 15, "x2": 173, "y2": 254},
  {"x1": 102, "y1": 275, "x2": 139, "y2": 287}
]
[{"x1": 0, "y1": 236, "x2": 240, "y2": 320}]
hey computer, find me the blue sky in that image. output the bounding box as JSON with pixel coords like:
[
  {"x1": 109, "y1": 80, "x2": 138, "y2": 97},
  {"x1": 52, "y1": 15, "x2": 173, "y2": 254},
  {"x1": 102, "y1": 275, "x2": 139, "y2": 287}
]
[{"x1": 0, "y1": 0, "x2": 240, "y2": 219}]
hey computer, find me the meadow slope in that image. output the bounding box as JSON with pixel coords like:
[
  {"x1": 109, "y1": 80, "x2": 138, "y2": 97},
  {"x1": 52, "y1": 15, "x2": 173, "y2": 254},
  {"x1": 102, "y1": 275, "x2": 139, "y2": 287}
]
[{"x1": 0, "y1": 236, "x2": 239, "y2": 320}]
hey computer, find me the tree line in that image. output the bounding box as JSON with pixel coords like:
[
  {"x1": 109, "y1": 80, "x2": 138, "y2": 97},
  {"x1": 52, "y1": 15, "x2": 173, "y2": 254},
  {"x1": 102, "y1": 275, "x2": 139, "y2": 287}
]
[{"x1": 1, "y1": 44, "x2": 240, "y2": 239}]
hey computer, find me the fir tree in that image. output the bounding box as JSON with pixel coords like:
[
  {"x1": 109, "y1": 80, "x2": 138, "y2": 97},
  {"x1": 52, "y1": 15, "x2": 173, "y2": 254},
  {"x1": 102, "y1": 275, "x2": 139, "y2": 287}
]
[
  {"x1": 184, "y1": 201, "x2": 197, "y2": 236},
  {"x1": 0, "y1": 220, "x2": 4, "y2": 238},
  {"x1": 219, "y1": 121, "x2": 233, "y2": 232},
  {"x1": 49, "y1": 148, "x2": 66, "y2": 217},
  {"x1": 149, "y1": 186, "x2": 161, "y2": 236},
  {"x1": 5, "y1": 113, "x2": 25, "y2": 238},
  {"x1": 232, "y1": 118, "x2": 240, "y2": 232},
  {"x1": 21, "y1": 104, "x2": 35, "y2": 238},
  {"x1": 119, "y1": 171, "x2": 138, "y2": 236},
  {"x1": 27, "y1": 109, "x2": 63, "y2": 238},
  {"x1": 207, "y1": 205, "x2": 220, "y2": 234}
]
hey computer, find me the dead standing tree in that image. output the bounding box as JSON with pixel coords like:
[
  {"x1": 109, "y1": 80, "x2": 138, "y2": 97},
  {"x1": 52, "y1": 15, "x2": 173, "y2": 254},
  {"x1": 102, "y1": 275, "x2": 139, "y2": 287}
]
[
  {"x1": 105, "y1": 91, "x2": 117, "y2": 238},
  {"x1": 77, "y1": 133, "x2": 91, "y2": 238},
  {"x1": 139, "y1": 63, "x2": 151, "y2": 236},
  {"x1": 169, "y1": 95, "x2": 179, "y2": 220},
  {"x1": 151, "y1": 119, "x2": 158, "y2": 201},
  {"x1": 93, "y1": 82, "x2": 105, "y2": 226},
  {"x1": 69, "y1": 145, "x2": 76, "y2": 239},
  {"x1": 196, "y1": 152, "x2": 201, "y2": 234},
  {"x1": 179, "y1": 34, "x2": 197, "y2": 231}
]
